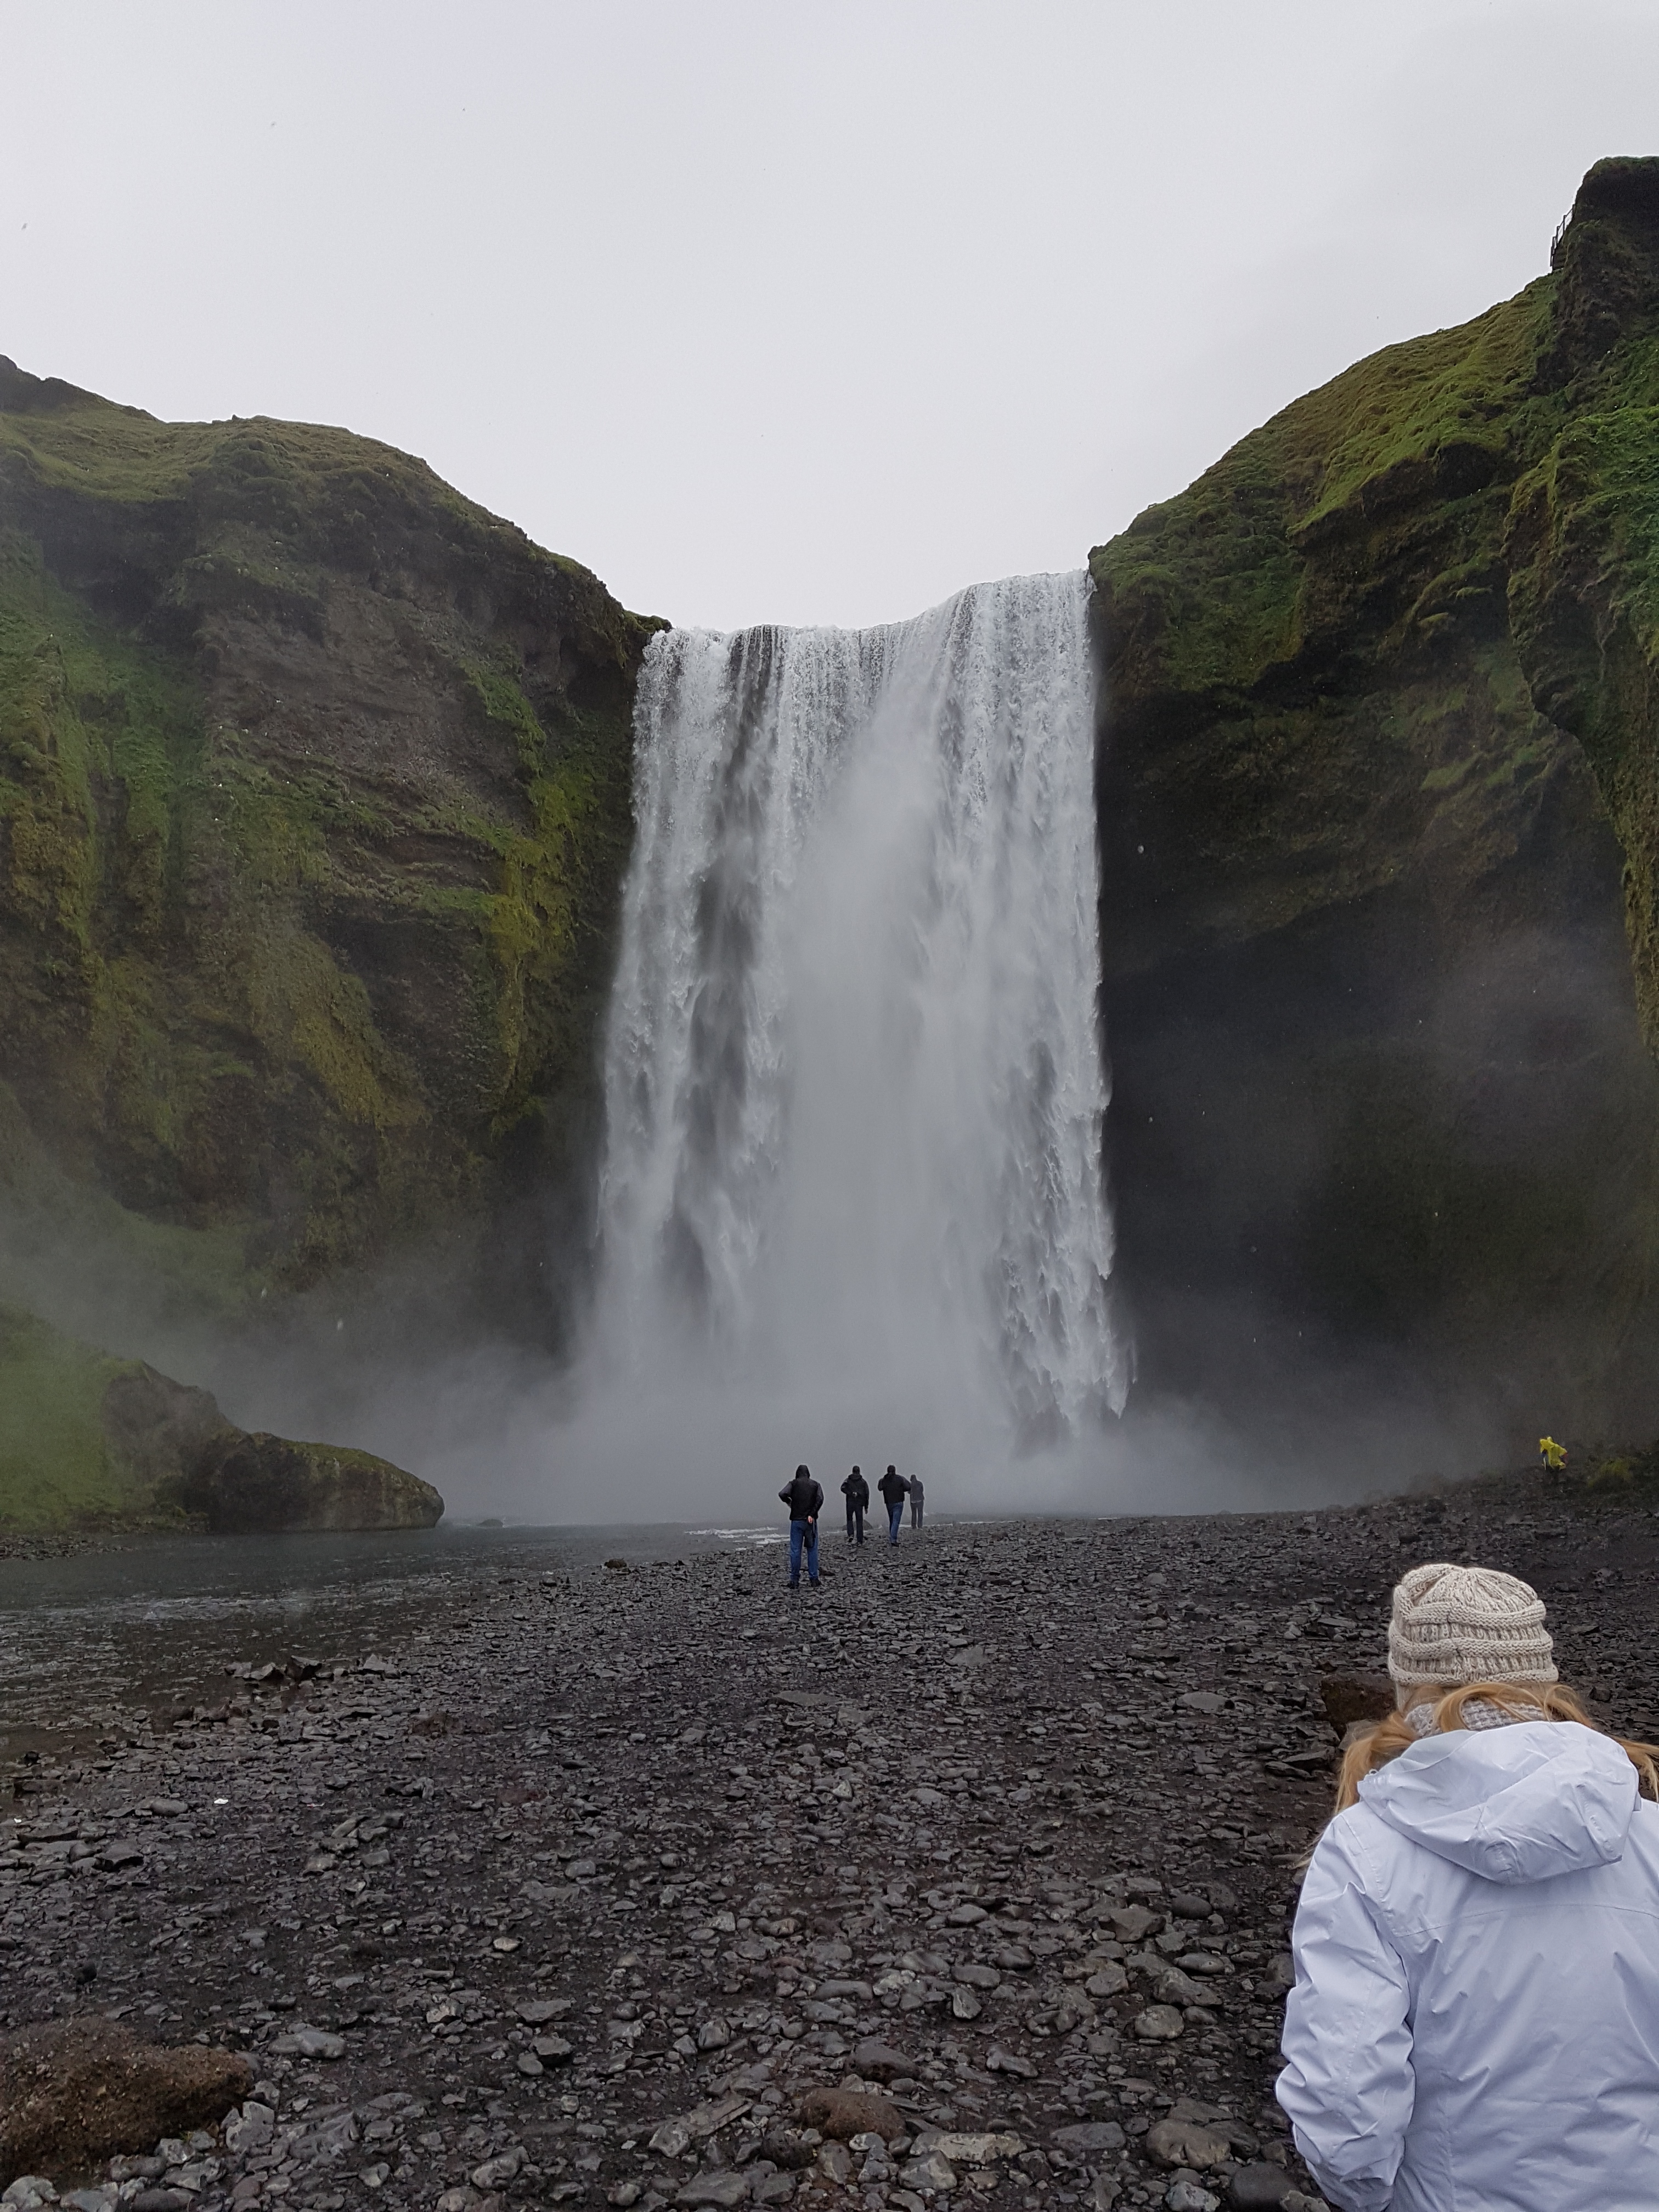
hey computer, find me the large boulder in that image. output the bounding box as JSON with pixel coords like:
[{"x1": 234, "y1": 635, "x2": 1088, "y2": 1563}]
[
  {"x1": 0, "y1": 2017, "x2": 252, "y2": 2185},
  {"x1": 178, "y1": 1430, "x2": 443, "y2": 1532}
]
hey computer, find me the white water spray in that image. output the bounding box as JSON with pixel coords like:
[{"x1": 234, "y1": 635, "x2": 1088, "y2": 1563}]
[{"x1": 574, "y1": 571, "x2": 1125, "y2": 1502}]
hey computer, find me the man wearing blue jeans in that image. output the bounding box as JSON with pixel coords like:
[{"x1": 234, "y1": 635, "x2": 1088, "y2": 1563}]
[
  {"x1": 778, "y1": 1464, "x2": 824, "y2": 1588},
  {"x1": 878, "y1": 1463, "x2": 909, "y2": 1544}
]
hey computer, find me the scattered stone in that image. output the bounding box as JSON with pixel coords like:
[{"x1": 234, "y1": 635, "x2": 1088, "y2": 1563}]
[
  {"x1": 849, "y1": 2039, "x2": 917, "y2": 2081},
  {"x1": 1168, "y1": 2184, "x2": 1221, "y2": 2212},
  {"x1": 467, "y1": 2149, "x2": 523, "y2": 2190},
  {"x1": 1052, "y1": 2124, "x2": 1125, "y2": 2154},
  {"x1": 1133, "y1": 2005, "x2": 1186, "y2": 2042},
  {"x1": 222, "y1": 2104, "x2": 273, "y2": 2156},
  {"x1": 899, "y1": 2151, "x2": 958, "y2": 2193},
  {"x1": 953, "y1": 1962, "x2": 1000, "y2": 1989},
  {"x1": 676, "y1": 2177, "x2": 747, "y2": 2208},
  {"x1": 757, "y1": 2130, "x2": 815, "y2": 2172},
  {"x1": 984, "y1": 2046, "x2": 1035, "y2": 2078},
  {"x1": 9, "y1": 1496, "x2": 1628, "y2": 2212},
  {"x1": 1147, "y1": 2118, "x2": 1232, "y2": 2169},
  {"x1": 912, "y1": 2132, "x2": 1023, "y2": 2164},
  {"x1": 267, "y1": 2027, "x2": 345, "y2": 2061},
  {"x1": 1228, "y1": 2166, "x2": 1296, "y2": 2208},
  {"x1": 649, "y1": 2098, "x2": 752, "y2": 2159}
]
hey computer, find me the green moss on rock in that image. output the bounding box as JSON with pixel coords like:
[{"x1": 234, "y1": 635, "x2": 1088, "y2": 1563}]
[
  {"x1": 175, "y1": 1434, "x2": 443, "y2": 1534},
  {"x1": 0, "y1": 356, "x2": 661, "y2": 1310},
  {"x1": 1091, "y1": 156, "x2": 1659, "y2": 1438},
  {"x1": 0, "y1": 1295, "x2": 440, "y2": 1532},
  {"x1": 0, "y1": 1300, "x2": 144, "y2": 1530}
]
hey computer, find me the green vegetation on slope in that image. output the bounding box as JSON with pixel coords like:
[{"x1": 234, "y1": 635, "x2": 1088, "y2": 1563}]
[
  {"x1": 1089, "y1": 157, "x2": 1659, "y2": 1431},
  {"x1": 0, "y1": 1295, "x2": 442, "y2": 1534},
  {"x1": 0, "y1": 1301, "x2": 168, "y2": 1530},
  {"x1": 0, "y1": 358, "x2": 659, "y2": 1306},
  {"x1": 1095, "y1": 157, "x2": 1659, "y2": 1037}
]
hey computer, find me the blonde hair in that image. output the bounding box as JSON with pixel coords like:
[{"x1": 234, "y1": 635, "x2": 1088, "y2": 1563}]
[{"x1": 1335, "y1": 1680, "x2": 1659, "y2": 1813}]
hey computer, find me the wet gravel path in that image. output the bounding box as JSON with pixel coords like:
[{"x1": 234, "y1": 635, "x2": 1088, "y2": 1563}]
[{"x1": 3, "y1": 1479, "x2": 1655, "y2": 2212}]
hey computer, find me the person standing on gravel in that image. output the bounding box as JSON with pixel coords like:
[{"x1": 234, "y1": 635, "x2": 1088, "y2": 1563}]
[
  {"x1": 878, "y1": 1464, "x2": 909, "y2": 1545},
  {"x1": 1278, "y1": 1562, "x2": 1659, "y2": 2212},
  {"x1": 778, "y1": 1464, "x2": 824, "y2": 1589},
  {"x1": 908, "y1": 1471, "x2": 925, "y2": 1529},
  {"x1": 840, "y1": 1465, "x2": 868, "y2": 1544}
]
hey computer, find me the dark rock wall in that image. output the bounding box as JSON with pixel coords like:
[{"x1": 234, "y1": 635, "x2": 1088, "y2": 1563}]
[
  {"x1": 1092, "y1": 159, "x2": 1659, "y2": 1447},
  {"x1": 0, "y1": 360, "x2": 659, "y2": 1336}
]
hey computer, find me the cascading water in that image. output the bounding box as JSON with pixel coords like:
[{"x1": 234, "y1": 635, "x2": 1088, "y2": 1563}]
[{"x1": 576, "y1": 569, "x2": 1126, "y2": 1502}]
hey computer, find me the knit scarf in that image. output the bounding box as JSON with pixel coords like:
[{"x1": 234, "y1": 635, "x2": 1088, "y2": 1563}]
[{"x1": 1404, "y1": 1696, "x2": 1548, "y2": 1737}]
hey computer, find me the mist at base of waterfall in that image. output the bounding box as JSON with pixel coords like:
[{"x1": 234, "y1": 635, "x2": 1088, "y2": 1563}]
[{"x1": 268, "y1": 1324, "x2": 1494, "y2": 1525}]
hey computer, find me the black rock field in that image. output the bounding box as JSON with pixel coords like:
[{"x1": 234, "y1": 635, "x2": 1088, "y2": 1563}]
[{"x1": 3, "y1": 1478, "x2": 1655, "y2": 2212}]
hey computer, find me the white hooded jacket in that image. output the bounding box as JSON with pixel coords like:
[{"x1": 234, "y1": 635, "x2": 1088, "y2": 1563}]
[{"x1": 1277, "y1": 1720, "x2": 1659, "y2": 2211}]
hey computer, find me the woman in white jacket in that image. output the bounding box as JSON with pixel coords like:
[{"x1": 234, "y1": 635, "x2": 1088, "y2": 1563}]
[{"x1": 1277, "y1": 1562, "x2": 1658, "y2": 2212}]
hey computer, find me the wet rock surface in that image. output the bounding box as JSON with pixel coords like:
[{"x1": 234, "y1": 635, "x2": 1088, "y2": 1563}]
[{"x1": 2, "y1": 1479, "x2": 1654, "y2": 2212}]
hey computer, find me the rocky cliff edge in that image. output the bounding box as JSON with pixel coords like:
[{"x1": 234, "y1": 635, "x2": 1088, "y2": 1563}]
[
  {"x1": 1092, "y1": 157, "x2": 1659, "y2": 1444},
  {"x1": 0, "y1": 363, "x2": 659, "y2": 1345}
]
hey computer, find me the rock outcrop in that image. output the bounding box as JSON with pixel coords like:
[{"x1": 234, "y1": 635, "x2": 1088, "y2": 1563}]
[
  {"x1": 174, "y1": 1429, "x2": 442, "y2": 1534},
  {"x1": 0, "y1": 362, "x2": 658, "y2": 1339},
  {"x1": 1092, "y1": 157, "x2": 1659, "y2": 1442},
  {"x1": 0, "y1": 2018, "x2": 252, "y2": 2187},
  {"x1": 0, "y1": 1299, "x2": 440, "y2": 1531}
]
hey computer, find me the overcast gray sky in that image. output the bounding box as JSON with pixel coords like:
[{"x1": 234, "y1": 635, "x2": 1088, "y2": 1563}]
[{"x1": 3, "y1": 2, "x2": 1655, "y2": 630}]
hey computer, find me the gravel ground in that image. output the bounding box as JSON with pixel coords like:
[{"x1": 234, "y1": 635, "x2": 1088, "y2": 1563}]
[{"x1": 3, "y1": 1476, "x2": 1655, "y2": 2212}]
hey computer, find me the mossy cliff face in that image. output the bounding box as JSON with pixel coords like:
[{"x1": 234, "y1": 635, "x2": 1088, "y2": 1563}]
[
  {"x1": 0, "y1": 1299, "x2": 440, "y2": 1531},
  {"x1": 1091, "y1": 158, "x2": 1659, "y2": 1442},
  {"x1": 0, "y1": 360, "x2": 658, "y2": 1318}
]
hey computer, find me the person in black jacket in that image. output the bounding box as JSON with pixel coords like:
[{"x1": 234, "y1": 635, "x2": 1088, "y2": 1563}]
[
  {"x1": 878, "y1": 1463, "x2": 909, "y2": 1545},
  {"x1": 778, "y1": 1464, "x2": 824, "y2": 1588},
  {"x1": 840, "y1": 1465, "x2": 869, "y2": 1545}
]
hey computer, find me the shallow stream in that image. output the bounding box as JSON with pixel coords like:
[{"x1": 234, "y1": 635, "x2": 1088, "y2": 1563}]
[{"x1": 0, "y1": 1521, "x2": 782, "y2": 1764}]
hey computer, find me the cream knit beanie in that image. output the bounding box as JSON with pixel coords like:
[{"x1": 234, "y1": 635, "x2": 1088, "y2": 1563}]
[{"x1": 1387, "y1": 1562, "x2": 1557, "y2": 1686}]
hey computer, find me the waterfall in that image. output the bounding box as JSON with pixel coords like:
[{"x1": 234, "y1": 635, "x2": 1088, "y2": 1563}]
[{"x1": 579, "y1": 570, "x2": 1125, "y2": 1497}]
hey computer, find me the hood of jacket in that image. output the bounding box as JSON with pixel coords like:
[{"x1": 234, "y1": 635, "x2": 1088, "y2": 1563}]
[{"x1": 1357, "y1": 1719, "x2": 1638, "y2": 1884}]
